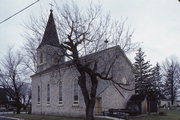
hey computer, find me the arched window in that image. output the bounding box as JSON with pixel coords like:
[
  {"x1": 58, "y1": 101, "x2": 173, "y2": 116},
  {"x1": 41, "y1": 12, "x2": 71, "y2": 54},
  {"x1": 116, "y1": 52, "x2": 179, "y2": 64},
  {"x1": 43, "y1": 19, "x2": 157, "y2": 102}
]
[
  {"x1": 40, "y1": 53, "x2": 43, "y2": 64},
  {"x1": 73, "y1": 79, "x2": 79, "y2": 105},
  {"x1": 59, "y1": 81, "x2": 63, "y2": 104},
  {"x1": 38, "y1": 86, "x2": 40, "y2": 104},
  {"x1": 47, "y1": 84, "x2": 50, "y2": 104}
]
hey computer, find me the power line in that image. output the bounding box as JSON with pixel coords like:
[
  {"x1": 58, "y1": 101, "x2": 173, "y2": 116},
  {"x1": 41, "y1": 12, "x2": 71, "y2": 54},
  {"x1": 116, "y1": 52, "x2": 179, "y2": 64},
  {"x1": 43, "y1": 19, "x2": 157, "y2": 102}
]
[{"x1": 0, "y1": 0, "x2": 40, "y2": 25}]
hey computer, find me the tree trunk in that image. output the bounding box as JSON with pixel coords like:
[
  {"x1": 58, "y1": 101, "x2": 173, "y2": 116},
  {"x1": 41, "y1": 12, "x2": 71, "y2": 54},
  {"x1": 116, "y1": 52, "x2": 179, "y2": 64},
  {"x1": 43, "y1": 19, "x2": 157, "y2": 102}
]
[
  {"x1": 85, "y1": 75, "x2": 98, "y2": 120},
  {"x1": 86, "y1": 102, "x2": 95, "y2": 120},
  {"x1": 16, "y1": 107, "x2": 21, "y2": 114},
  {"x1": 72, "y1": 49, "x2": 98, "y2": 120},
  {"x1": 170, "y1": 75, "x2": 174, "y2": 106},
  {"x1": 78, "y1": 70, "x2": 98, "y2": 120},
  {"x1": 16, "y1": 100, "x2": 22, "y2": 114},
  {"x1": 78, "y1": 72, "x2": 89, "y2": 107}
]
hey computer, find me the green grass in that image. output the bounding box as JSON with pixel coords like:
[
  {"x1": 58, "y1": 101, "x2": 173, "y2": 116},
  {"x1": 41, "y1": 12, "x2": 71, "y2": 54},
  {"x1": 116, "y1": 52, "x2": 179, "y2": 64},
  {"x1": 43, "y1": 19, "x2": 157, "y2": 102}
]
[
  {"x1": 4, "y1": 114, "x2": 107, "y2": 120},
  {"x1": 129, "y1": 109, "x2": 180, "y2": 120},
  {"x1": 4, "y1": 109, "x2": 180, "y2": 120}
]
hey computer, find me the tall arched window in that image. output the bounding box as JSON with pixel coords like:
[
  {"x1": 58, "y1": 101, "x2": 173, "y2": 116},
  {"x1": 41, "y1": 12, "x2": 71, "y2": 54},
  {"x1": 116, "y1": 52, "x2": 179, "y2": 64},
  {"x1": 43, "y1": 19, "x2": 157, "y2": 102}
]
[
  {"x1": 38, "y1": 86, "x2": 40, "y2": 104},
  {"x1": 47, "y1": 84, "x2": 50, "y2": 104},
  {"x1": 73, "y1": 79, "x2": 79, "y2": 105},
  {"x1": 59, "y1": 81, "x2": 63, "y2": 104}
]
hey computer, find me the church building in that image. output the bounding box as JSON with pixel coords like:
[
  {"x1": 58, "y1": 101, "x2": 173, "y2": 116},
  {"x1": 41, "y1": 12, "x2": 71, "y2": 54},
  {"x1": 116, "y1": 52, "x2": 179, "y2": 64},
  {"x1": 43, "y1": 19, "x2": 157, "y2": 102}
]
[{"x1": 31, "y1": 10, "x2": 135, "y2": 117}]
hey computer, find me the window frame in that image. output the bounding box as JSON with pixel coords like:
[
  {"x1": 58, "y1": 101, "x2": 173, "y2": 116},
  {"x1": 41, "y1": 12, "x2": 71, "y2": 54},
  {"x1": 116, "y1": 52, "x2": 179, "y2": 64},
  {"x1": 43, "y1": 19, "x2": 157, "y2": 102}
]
[
  {"x1": 47, "y1": 84, "x2": 50, "y2": 104},
  {"x1": 38, "y1": 86, "x2": 40, "y2": 104},
  {"x1": 73, "y1": 79, "x2": 79, "y2": 105},
  {"x1": 59, "y1": 81, "x2": 63, "y2": 105}
]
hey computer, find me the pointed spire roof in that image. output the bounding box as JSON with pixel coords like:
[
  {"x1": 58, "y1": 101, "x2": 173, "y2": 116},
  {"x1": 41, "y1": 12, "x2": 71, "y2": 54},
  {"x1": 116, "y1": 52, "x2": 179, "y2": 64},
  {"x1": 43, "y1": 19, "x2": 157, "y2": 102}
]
[{"x1": 38, "y1": 10, "x2": 60, "y2": 48}]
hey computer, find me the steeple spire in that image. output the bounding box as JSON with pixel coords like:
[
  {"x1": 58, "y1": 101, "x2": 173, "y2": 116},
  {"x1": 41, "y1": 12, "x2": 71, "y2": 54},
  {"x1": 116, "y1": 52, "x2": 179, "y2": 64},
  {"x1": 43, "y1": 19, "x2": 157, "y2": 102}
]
[{"x1": 38, "y1": 10, "x2": 60, "y2": 48}]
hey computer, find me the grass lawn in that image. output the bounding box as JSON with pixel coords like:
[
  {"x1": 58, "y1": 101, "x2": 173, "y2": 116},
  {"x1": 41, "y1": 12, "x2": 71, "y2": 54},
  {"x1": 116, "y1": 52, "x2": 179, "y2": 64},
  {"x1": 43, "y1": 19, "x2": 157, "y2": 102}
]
[
  {"x1": 3, "y1": 109, "x2": 180, "y2": 120},
  {"x1": 129, "y1": 109, "x2": 180, "y2": 120},
  {"x1": 4, "y1": 114, "x2": 107, "y2": 120}
]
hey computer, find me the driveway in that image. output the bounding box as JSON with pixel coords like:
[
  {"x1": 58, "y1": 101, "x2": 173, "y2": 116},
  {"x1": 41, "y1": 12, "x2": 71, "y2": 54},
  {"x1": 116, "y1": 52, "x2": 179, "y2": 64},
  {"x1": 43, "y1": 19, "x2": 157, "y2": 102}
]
[{"x1": 0, "y1": 112, "x2": 14, "y2": 115}]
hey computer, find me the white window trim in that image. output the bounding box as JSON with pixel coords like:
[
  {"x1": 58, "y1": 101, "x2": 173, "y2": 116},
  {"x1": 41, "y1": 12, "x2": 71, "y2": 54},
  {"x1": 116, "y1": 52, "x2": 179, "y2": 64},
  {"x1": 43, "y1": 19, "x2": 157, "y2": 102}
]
[
  {"x1": 58, "y1": 102, "x2": 64, "y2": 107},
  {"x1": 72, "y1": 103, "x2": 79, "y2": 107}
]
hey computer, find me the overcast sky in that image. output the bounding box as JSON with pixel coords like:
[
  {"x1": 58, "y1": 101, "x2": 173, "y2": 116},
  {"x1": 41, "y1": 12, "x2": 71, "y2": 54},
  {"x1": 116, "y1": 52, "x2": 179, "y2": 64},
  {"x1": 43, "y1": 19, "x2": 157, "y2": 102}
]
[{"x1": 0, "y1": 0, "x2": 180, "y2": 65}]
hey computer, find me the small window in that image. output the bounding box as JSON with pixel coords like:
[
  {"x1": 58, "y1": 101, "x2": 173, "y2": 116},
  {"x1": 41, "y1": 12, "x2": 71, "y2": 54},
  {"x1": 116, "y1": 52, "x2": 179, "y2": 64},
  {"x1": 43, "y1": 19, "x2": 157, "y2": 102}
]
[
  {"x1": 73, "y1": 79, "x2": 79, "y2": 105},
  {"x1": 59, "y1": 81, "x2": 63, "y2": 104},
  {"x1": 40, "y1": 53, "x2": 43, "y2": 64},
  {"x1": 38, "y1": 86, "x2": 40, "y2": 104},
  {"x1": 47, "y1": 84, "x2": 50, "y2": 104},
  {"x1": 7, "y1": 96, "x2": 12, "y2": 101}
]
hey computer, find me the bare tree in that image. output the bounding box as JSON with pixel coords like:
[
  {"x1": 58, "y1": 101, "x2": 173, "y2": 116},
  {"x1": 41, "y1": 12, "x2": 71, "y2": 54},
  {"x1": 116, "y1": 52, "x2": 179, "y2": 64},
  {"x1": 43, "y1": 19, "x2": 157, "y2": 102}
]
[
  {"x1": 21, "y1": 82, "x2": 32, "y2": 110},
  {"x1": 22, "y1": 13, "x2": 48, "y2": 73},
  {"x1": 23, "y1": 1, "x2": 137, "y2": 120},
  {"x1": 23, "y1": 2, "x2": 138, "y2": 73},
  {"x1": 162, "y1": 57, "x2": 180, "y2": 105},
  {"x1": 0, "y1": 48, "x2": 30, "y2": 114}
]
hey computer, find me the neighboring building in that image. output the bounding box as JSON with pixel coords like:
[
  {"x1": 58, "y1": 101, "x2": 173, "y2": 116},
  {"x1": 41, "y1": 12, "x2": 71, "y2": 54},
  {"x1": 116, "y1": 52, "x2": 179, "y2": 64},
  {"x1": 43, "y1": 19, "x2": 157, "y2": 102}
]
[
  {"x1": 127, "y1": 94, "x2": 158, "y2": 115},
  {"x1": 127, "y1": 95, "x2": 148, "y2": 115},
  {"x1": 160, "y1": 100, "x2": 180, "y2": 108},
  {"x1": 31, "y1": 10, "x2": 135, "y2": 117},
  {"x1": 0, "y1": 88, "x2": 15, "y2": 109}
]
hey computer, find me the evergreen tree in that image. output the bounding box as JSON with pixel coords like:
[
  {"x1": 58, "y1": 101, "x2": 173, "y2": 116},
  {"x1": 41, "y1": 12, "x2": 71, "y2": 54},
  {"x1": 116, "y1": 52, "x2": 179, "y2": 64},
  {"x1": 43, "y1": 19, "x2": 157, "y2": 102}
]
[
  {"x1": 134, "y1": 48, "x2": 153, "y2": 96},
  {"x1": 151, "y1": 63, "x2": 163, "y2": 99}
]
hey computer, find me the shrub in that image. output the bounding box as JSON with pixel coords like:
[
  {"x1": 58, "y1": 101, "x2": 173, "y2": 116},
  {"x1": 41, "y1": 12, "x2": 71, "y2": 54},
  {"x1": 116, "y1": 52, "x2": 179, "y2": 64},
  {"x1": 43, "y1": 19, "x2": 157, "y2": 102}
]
[{"x1": 159, "y1": 111, "x2": 166, "y2": 116}]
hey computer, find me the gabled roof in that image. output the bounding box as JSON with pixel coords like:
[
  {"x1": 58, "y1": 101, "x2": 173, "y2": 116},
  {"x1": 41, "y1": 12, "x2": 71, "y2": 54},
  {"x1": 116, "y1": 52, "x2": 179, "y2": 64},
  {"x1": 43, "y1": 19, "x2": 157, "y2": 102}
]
[
  {"x1": 31, "y1": 45, "x2": 134, "y2": 77},
  {"x1": 38, "y1": 10, "x2": 60, "y2": 49},
  {"x1": 129, "y1": 95, "x2": 147, "y2": 102}
]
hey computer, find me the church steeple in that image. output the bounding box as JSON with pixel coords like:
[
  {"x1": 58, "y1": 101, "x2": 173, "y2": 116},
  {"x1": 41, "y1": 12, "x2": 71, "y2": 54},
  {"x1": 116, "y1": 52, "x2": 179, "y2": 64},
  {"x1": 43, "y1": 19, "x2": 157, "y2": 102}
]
[
  {"x1": 38, "y1": 10, "x2": 60, "y2": 48},
  {"x1": 36, "y1": 10, "x2": 65, "y2": 73}
]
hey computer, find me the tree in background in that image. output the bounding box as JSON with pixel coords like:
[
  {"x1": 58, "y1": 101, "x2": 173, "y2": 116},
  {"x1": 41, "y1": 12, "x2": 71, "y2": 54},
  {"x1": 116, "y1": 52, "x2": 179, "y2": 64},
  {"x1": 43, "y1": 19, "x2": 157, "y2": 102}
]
[
  {"x1": 21, "y1": 82, "x2": 32, "y2": 110},
  {"x1": 0, "y1": 48, "x2": 31, "y2": 114},
  {"x1": 151, "y1": 63, "x2": 163, "y2": 99},
  {"x1": 134, "y1": 48, "x2": 154, "y2": 96},
  {"x1": 162, "y1": 57, "x2": 180, "y2": 105}
]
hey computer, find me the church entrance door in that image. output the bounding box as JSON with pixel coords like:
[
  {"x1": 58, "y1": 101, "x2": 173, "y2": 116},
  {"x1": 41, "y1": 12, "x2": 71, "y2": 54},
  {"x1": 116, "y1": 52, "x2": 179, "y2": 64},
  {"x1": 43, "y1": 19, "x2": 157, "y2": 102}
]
[{"x1": 95, "y1": 97, "x2": 102, "y2": 115}]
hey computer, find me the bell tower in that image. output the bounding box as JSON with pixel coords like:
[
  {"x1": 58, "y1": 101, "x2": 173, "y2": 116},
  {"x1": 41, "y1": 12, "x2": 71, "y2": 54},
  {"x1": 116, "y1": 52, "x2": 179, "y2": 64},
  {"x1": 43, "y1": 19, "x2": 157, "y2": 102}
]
[{"x1": 37, "y1": 10, "x2": 65, "y2": 72}]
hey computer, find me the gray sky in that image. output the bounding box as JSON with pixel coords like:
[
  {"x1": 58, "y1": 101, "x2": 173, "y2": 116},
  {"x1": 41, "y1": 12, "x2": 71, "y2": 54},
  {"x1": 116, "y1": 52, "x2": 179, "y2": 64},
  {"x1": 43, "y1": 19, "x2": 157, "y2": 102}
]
[{"x1": 0, "y1": 0, "x2": 180, "y2": 65}]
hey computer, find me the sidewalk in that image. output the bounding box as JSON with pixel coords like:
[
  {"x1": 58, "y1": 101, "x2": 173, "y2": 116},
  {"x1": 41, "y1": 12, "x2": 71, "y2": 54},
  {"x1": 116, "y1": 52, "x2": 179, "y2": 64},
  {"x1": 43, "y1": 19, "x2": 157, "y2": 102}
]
[
  {"x1": 96, "y1": 116, "x2": 124, "y2": 120},
  {"x1": 0, "y1": 112, "x2": 26, "y2": 115},
  {"x1": 0, "y1": 116, "x2": 20, "y2": 120}
]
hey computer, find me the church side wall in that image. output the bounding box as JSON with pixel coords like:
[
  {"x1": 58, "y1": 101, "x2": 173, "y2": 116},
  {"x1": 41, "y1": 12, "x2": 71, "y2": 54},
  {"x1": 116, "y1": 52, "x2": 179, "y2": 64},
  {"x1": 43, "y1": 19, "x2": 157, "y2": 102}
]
[
  {"x1": 95, "y1": 51, "x2": 135, "y2": 112},
  {"x1": 32, "y1": 67, "x2": 86, "y2": 117},
  {"x1": 32, "y1": 46, "x2": 134, "y2": 116}
]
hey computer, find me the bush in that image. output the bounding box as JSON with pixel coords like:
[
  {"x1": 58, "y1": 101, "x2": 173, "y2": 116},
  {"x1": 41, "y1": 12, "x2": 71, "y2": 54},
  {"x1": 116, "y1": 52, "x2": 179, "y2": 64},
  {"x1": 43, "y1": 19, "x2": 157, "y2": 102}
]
[{"x1": 159, "y1": 111, "x2": 166, "y2": 116}]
